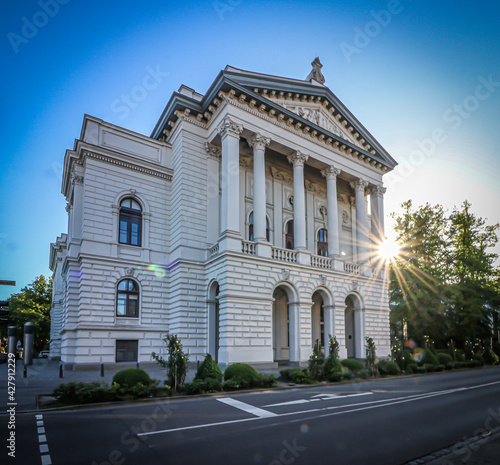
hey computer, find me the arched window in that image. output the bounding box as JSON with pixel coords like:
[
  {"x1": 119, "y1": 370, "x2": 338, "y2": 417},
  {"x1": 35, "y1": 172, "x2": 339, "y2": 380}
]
[
  {"x1": 119, "y1": 198, "x2": 142, "y2": 246},
  {"x1": 285, "y1": 220, "x2": 294, "y2": 250},
  {"x1": 317, "y1": 228, "x2": 328, "y2": 256},
  {"x1": 248, "y1": 211, "x2": 270, "y2": 241},
  {"x1": 116, "y1": 279, "x2": 139, "y2": 317}
]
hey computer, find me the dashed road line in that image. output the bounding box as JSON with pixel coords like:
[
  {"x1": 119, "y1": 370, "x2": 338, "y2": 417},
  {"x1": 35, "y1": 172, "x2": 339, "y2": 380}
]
[{"x1": 35, "y1": 415, "x2": 52, "y2": 465}]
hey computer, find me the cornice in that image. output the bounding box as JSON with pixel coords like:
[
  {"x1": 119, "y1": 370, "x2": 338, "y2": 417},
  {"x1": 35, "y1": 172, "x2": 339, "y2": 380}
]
[{"x1": 81, "y1": 150, "x2": 173, "y2": 181}]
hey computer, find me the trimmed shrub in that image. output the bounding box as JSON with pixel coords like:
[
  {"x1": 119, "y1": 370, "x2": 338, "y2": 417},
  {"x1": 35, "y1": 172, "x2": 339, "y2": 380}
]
[
  {"x1": 377, "y1": 360, "x2": 401, "y2": 376},
  {"x1": 308, "y1": 340, "x2": 325, "y2": 381},
  {"x1": 183, "y1": 378, "x2": 222, "y2": 395},
  {"x1": 482, "y1": 348, "x2": 499, "y2": 365},
  {"x1": 258, "y1": 374, "x2": 277, "y2": 388},
  {"x1": 455, "y1": 349, "x2": 466, "y2": 362},
  {"x1": 279, "y1": 368, "x2": 308, "y2": 384},
  {"x1": 340, "y1": 358, "x2": 365, "y2": 372},
  {"x1": 395, "y1": 349, "x2": 414, "y2": 372},
  {"x1": 420, "y1": 350, "x2": 439, "y2": 366},
  {"x1": 416, "y1": 366, "x2": 428, "y2": 374},
  {"x1": 437, "y1": 353, "x2": 454, "y2": 365},
  {"x1": 406, "y1": 363, "x2": 418, "y2": 374},
  {"x1": 223, "y1": 378, "x2": 244, "y2": 391},
  {"x1": 195, "y1": 354, "x2": 223, "y2": 382},
  {"x1": 51, "y1": 379, "x2": 170, "y2": 405},
  {"x1": 357, "y1": 369, "x2": 371, "y2": 379},
  {"x1": 324, "y1": 355, "x2": 342, "y2": 377},
  {"x1": 224, "y1": 363, "x2": 261, "y2": 386},
  {"x1": 112, "y1": 368, "x2": 151, "y2": 388}
]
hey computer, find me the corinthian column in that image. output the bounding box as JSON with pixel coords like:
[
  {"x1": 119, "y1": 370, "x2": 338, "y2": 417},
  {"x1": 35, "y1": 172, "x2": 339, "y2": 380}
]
[
  {"x1": 248, "y1": 133, "x2": 270, "y2": 242},
  {"x1": 322, "y1": 166, "x2": 341, "y2": 257},
  {"x1": 350, "y1": 178, "x2": 369, "y2": 262},
  {"x1": 218, "y1": 117, "x2": 243, "y2": 238},
  {"x1": 370, "y1": 185, "x2": 386, "y2": 242},
  {"x1": 287, "y1": 151, "x2": 309, "y2": 251}
]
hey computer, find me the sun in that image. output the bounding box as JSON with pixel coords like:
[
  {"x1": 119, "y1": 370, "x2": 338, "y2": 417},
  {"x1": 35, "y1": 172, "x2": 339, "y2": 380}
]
[{"x1": 377, "y1": 236, "x2": 401, "y2": 261}]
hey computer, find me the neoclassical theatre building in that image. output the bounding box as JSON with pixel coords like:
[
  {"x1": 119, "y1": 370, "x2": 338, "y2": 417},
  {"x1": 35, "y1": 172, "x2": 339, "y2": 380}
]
[{"x1": 49, "y1": 59, "x2": 397, "y2": 368}]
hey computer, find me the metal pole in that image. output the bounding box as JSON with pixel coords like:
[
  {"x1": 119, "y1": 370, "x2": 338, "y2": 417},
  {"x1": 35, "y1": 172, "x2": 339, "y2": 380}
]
[
  {"x1": 59, "y1": 364, "x2": 63, "y2": 378},
  {"x1": 23, "y1": 322, "x2": 35, "y2": 366},
  {"x1": 7, "y1": 326, "x2": 16, "y2": 357}
]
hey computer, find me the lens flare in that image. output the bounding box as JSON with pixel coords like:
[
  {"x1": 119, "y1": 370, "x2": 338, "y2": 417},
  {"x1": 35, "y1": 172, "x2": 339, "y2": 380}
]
[{"x1": 377, "y1": 237, "x2": 401, "y2": 261}]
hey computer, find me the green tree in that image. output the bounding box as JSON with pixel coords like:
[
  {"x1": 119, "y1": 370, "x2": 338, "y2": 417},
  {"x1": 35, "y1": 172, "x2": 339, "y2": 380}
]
[
  {"x1": 445, "y1": 202, "x2": 500, "y2": 345},
  {"x1": 390, "y1": 201, "x2": 500, "y2": 349},
  {"x1": 389, "y1": 201, "x2": 450, "y2": 346},
  {"x1": 7, "y1": 275, "x2": 52, "y2": 352}
]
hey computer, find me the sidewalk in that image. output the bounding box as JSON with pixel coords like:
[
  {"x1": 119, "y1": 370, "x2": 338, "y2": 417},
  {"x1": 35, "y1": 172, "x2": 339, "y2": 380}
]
[{"x1": 0, "y1": 359, "x2": 197, "y2": 412}]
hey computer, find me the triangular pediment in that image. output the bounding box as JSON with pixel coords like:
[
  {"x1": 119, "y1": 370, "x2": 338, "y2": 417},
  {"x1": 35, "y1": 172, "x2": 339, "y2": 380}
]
[{"x1": 263, "y1": 95, "x2": 361, "y2": 147}]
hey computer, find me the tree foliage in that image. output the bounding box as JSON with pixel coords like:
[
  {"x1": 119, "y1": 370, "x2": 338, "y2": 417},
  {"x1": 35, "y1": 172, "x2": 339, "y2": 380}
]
[
  {"x1": 390, "y1": 201, "x2": 500, "y2": 348},
  {"x1": 7, "y1": 275, "x2": 52, "y2": 352}
]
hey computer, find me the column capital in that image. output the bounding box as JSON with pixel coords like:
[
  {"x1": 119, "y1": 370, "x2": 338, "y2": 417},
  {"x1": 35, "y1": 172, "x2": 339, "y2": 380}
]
[
  {"x1": 287, "y1": 151, "x2": 309, "y2": 168},
  {"x1": 248, "y1": 133, "x2": 270, "y2": 151},
  {"x1": 217, "y1": 116, "x2": 243, "y2": 139},
  {"x1": 350, "y1": 178, "x2": 368, "y2": 193},
  {"x1": 321, "y1": 165, "x2": 342, "y2": 180},
  {"x1": 371, "y1": 184, "x2": 387, "y2": 198},
  {"x1": 71, "y1": 173, "x2": 84, "y2": 186},
  {"x1": 205, "y1": 142, "x2": 221, "y2": 159}
]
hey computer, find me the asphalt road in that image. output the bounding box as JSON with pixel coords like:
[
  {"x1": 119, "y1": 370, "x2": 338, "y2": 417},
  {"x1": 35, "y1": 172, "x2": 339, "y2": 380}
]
[{"x1": 3, "y1": 367, "x2": 500, "y2": 465}]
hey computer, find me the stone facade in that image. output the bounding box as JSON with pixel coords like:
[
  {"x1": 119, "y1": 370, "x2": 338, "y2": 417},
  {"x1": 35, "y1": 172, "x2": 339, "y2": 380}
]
[{"x1": 49, "y1": 60, "x2": 397, "y2": 368}]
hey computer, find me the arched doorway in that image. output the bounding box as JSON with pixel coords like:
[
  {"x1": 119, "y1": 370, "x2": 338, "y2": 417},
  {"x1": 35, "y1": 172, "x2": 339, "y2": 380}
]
[
  {"x1": 208, "y1": 282, "x2": 220, "y2": 362},
  {"x1": 345, "y1": 294, "x2": 363, "y2": 359},
  {"x1": 311, "y1": 291, "x2": 325, "y2": 349},
  {"x1": 272, "y1": 286, "x2": 291, "y2": 363}
]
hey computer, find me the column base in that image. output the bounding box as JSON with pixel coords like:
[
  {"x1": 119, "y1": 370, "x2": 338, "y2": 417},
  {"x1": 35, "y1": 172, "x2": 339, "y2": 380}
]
[
  {"x1": 219, "y1": 230, "x2": 242, "y2": 253},
  {"x1": 255, "y1": 241, "x2": 272, "y2": 258},
  {"x1": 296, "y1": 250, "x2": 311, "y2": 265}
]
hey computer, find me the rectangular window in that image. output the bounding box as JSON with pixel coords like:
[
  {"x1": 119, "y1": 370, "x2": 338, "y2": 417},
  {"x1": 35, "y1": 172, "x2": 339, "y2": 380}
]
[
  {"x1": 116, "y1": 340, "x2": 138, "y2": 362},
  {"x1": 128, "y1": 295, "x2": 138, "y2": 317},
  {"x1": 130, "y1": 218, "x2": 141, "y2": 246},
  {"x1": 117, "y1": 295, "x2": 127, "y2": 316},
  {"x1": 119, "y1": 219, "x2": 129, "y2": 244}
]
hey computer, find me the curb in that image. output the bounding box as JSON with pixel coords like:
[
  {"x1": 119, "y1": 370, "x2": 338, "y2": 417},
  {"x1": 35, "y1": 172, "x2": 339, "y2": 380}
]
[{"x1": 12, "y1": 365, "x2": 497, "y2": 415}]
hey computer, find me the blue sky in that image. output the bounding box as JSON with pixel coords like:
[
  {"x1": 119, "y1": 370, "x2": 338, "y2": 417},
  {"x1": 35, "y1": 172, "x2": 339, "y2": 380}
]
[{"x1": 1, "y1": 0, "x2": 499, "y2": 299}]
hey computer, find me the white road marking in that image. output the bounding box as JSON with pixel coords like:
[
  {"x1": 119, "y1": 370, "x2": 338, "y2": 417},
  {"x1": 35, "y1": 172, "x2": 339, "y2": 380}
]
[
  {"x1": 217, "y1": 397, "x2": 277, "y2": 418},
  {"x1": 138, "y1": 380, "x2": 500, "y2": 438},
  {"x1": 35, "y1": 414, "x2": 52, "y2": 465},
  {"x1": 263, "y1": 391, "x2": 372, "y2": 407}
]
